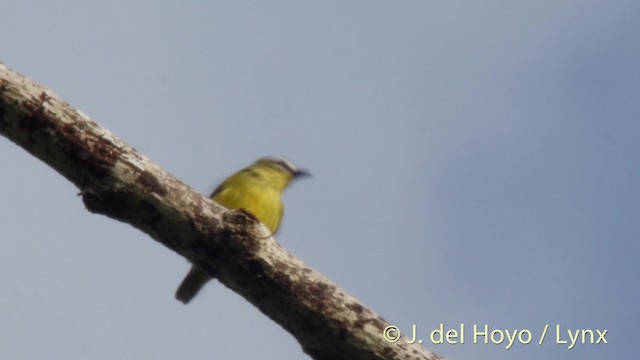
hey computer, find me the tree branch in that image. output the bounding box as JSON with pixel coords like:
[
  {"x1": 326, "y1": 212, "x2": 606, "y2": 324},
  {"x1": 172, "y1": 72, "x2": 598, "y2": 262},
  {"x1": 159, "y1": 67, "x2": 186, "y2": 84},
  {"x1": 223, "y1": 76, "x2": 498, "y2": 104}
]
[{"x1": 0, "y1": 62, "x2": 445, "y2": 360}]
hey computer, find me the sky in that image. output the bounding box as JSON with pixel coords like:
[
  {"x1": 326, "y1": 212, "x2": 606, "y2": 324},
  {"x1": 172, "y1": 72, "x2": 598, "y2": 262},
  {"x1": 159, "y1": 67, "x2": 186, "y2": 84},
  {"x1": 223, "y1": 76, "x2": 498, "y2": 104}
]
[{"x1": 1, "y1": 1, "x2": 638, "y2": 359}]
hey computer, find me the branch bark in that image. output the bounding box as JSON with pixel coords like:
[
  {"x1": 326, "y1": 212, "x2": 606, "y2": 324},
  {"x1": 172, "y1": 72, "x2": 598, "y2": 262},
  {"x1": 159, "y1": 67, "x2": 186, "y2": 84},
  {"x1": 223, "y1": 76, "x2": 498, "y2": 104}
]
[{"x1": 0, "y1": 62, "x2": 445, "y2": 360}]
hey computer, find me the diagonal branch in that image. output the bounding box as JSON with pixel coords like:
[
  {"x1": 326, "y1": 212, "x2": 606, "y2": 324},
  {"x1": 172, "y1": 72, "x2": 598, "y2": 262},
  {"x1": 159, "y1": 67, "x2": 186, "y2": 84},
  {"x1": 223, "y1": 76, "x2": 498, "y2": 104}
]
[{"x1": 0, "y1": 62, "x2": 445, "y2": 360}]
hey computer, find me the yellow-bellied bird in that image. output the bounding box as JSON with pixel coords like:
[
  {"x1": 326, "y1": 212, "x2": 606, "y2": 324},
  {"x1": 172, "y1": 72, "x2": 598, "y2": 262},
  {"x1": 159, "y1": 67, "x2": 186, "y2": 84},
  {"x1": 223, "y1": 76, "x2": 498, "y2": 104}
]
[{"x1": 175, "y1": 156, "x2": 309, "y2": 304}]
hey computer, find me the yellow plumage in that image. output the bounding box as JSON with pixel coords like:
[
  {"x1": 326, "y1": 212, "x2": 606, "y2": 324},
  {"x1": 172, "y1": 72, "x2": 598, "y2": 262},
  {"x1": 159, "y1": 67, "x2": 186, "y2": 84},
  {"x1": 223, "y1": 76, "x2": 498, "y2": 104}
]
[{"x1": 175, "y1": 156, "x2": 308, "y2": 304}]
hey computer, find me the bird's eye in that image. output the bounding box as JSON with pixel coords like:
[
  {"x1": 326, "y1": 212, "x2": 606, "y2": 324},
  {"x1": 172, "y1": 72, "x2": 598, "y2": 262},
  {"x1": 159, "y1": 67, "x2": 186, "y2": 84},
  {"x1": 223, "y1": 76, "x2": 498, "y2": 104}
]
[{"x1": 272, "y1": 158, "x2": 296, "y2": 174}]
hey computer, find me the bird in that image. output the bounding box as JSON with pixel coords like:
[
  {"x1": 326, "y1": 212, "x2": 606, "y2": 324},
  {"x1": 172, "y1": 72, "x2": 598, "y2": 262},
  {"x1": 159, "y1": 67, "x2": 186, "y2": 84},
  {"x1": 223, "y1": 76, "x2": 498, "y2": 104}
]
[{"x1": 175, "y1": 156, "x2": 309, "y2": 304}]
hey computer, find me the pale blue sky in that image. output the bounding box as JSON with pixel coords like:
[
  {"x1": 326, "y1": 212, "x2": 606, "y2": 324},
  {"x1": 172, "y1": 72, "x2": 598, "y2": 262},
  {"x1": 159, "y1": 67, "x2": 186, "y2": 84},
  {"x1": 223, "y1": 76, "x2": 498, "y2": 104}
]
[{"x1": 1, "y1": 1, "x2": 638, "y2": 359}]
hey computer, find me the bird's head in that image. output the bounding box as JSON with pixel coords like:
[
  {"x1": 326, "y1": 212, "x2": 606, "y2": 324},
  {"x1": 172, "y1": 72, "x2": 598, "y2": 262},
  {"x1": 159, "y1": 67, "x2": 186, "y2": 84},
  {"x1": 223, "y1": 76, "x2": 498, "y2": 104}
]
[{"x1": 252, "y1": 156, "x2": 310, "y2": 190}]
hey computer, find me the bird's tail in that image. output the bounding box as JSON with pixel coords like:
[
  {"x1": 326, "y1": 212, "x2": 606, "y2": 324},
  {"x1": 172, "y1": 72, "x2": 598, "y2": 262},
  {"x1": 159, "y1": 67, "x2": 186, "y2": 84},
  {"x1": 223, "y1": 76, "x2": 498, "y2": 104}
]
[{"x1": 175, "y1": 266, "x2": 211, "y2": 304}]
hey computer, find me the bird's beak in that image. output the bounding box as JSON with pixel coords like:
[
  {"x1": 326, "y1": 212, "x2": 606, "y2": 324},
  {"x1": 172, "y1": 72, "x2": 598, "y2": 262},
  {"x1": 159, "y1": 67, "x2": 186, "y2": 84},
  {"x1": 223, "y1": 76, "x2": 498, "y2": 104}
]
[{"x1": 294, "y1": 169, "x2": 312, "y2": 178}]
